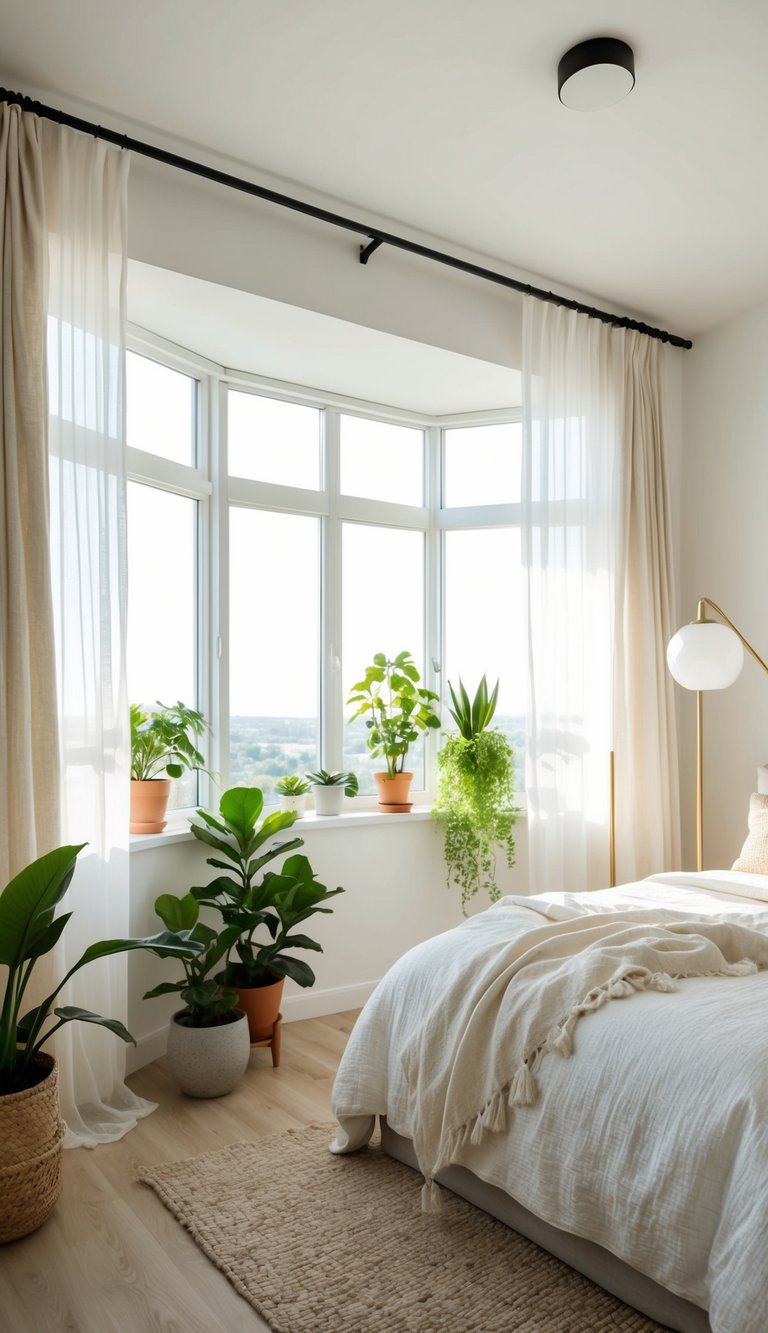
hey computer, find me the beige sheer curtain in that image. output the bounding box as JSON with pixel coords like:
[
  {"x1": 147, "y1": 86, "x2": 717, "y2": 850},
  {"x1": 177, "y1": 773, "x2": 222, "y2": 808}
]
[
  {"x1": 612, "y1": 330, "x2": 681, "y2": 880},
  {"x1": 0, "y1": 104, "x2": 60, "y2": 884},
  {"x1": 523, "y1": 297, "x2": 680, "y2": 893}
]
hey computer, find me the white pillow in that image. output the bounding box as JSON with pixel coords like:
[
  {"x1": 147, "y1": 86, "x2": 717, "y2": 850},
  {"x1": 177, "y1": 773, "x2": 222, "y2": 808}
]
[
  {"x1": 733, "y1": 792, "x2": 768, "y2": 873},
  {"x1": 758, "y1": 765, "x2": 768, "y2": 795}
]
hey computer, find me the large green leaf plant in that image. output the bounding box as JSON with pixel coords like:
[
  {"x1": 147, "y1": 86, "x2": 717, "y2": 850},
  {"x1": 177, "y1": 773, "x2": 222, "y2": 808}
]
[
  {"x1": 189, "y1": 787, "x2": 344, "y2": 990},
  {"x1": 347, "y1": 651, "x2": 440, "y2": 778},
  {"x1": 433, "y1": 676, "x2": 518, "y2": 915},
  {"x1": 0, "y1": 845, "x2": 202, "y2": 1095},
  {"x1": 130, "y1": 700, "x2": 208, "y2": 781}
]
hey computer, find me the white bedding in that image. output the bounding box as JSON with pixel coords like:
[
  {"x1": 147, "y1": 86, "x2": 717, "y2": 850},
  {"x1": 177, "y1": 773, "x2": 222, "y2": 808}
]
[{"x1": 331, "y1": 872, "x2": 768, "y2": 1333}]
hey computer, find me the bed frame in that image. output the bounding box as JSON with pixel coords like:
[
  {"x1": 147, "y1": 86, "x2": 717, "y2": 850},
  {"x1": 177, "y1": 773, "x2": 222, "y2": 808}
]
[{"x1": 380, "y1": 1118, "x2": 711, "y2": 1333}]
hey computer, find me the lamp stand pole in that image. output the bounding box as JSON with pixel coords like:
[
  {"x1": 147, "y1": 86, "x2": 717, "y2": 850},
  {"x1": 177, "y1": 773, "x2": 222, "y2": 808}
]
[
  {"x1": 609, "y1": 750, "x2": 616, "y2": 887},
  {"x1": 696, "y1": 690, "x2": 703, "y2": 873}
]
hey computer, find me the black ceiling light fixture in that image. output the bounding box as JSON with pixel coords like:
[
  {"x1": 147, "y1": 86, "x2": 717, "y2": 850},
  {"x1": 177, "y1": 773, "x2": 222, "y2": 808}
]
[{"x1": 558, "y1": 37, "x2": 635, "y2": 111}]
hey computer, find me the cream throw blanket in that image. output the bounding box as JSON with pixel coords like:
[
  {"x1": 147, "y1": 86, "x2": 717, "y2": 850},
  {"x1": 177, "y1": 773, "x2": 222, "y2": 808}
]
[{"x1": 402, "y1": 910, "x2": 768, "y2": 1211}]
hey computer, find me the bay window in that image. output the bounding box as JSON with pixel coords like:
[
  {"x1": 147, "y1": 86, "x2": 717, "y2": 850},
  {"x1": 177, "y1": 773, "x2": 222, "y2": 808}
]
[{"x1": 126, "y1": 330, "x2": 525, "y2": 816}]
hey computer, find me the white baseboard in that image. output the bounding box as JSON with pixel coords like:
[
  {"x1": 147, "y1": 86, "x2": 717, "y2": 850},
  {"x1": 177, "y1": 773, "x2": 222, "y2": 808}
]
[
  {"x1": 125, "y1": 1022, "x2": 169, "y2": 1076},
  {"x1": 125, "y1": 980, "x2": 378, "y2": 1075},
  {"x1": 279, "y1": 979, "x2": 378, "y2": 1022}
]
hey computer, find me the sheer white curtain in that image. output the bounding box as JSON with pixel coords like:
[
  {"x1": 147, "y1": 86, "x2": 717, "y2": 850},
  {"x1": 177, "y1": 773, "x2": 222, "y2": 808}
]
[
  {"x1": 523, "y1": 297, "x2": 679, "y2": 894},
  {"x1": 45, "y1": 124, "x2": 155, "y2": 1145}
]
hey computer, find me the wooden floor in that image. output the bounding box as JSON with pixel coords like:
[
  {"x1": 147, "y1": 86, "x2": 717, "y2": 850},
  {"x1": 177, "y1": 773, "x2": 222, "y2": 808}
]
[{"x1": 0, "y1": 1010, "x2": 358, "y2": 1333}]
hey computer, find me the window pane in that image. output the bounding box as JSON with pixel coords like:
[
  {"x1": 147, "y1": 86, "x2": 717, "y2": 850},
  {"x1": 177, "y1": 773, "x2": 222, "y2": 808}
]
[
  {"x1": 342, "y1": 524, "x2": 425, "y2": 792},
  {"x1": 127, "y1": 352, "x2": 196, "y2": 465},
  {"x1": 230, "y1": 509, "x2": 320, "y2": 799},
  {"x1": 228, "y1": 392, "x2": 320, "y2": 488},
  {"x1": 341, "y1": 415, "x2": 423, "y2": 506},
  {"x1": 443, "y1": 422, "x2": 522, "y2": 507},
  {"x1": 443, "y1": 528, "x2": 525, "y2": 785},
  {"x1": 127, "y1": 483, "x2": 199, "y2": 810}
]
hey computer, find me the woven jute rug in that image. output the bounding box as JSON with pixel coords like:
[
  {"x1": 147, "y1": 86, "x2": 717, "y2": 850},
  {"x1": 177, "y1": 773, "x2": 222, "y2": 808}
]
[{"x1": 138, "y1": 1123, "x2": 666, "y2": 1333}]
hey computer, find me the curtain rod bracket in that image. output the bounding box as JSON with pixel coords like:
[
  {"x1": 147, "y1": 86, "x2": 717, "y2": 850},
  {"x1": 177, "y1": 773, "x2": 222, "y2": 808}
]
[{"x1": 359, "y1": 237, "x2": 384, "y2": 265}]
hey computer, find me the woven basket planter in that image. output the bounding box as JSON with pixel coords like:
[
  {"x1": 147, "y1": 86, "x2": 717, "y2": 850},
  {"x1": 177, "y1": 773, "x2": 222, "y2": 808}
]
[{"x1": 0, "y1": 1054, "x2": 64, "y2": 1244}]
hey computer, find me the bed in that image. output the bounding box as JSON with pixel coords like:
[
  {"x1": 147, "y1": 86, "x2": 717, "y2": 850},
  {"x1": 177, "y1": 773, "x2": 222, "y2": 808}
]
[{"x1": 331, "y1": 870, "x2": 768, "y2": 1333}]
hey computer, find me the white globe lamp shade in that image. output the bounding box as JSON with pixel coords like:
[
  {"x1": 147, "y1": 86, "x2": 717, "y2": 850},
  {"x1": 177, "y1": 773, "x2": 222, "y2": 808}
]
[{"x1": 666, "y1": 622, "x2": 744, "y2": 691}]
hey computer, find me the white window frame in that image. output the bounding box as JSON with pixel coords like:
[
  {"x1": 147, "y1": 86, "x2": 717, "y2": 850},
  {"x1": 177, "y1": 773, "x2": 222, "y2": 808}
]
[{"x1": 127, "y1": 325, "x2": 523, "y2": 816}]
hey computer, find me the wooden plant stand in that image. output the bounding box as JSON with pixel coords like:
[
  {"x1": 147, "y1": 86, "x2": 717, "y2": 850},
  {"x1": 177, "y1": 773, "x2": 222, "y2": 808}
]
[{"x1": 250, "y1": 1012, "x2": 282, "y2": 1067}]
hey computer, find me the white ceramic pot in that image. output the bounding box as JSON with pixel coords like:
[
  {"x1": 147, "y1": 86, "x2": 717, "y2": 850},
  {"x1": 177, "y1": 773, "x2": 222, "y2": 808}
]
[
  {"x1": 280, "y1": 793, "x2": 307, "y2": 816},
  {"x1": 165, "y1": 1009, "x2": 250, "y2": 1098},
  {"x1": 312, "y1": 783, "x2": 344, "y2": 816}
]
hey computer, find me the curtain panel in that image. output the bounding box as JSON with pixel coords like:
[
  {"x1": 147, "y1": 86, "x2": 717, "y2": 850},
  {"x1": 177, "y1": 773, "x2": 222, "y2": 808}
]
[
  {"x1": 0, "y1": 105, "x2": 148, "y2": 1145},
  {"x1": 522, "y1": 297, "x2": 680, "y2": 894},
  {"x1": 44, "y1": 123, "x2": 153, "y2": 1145},
  {"x1": 0, "y1": 105, "x2": 60, "y2": 885}
]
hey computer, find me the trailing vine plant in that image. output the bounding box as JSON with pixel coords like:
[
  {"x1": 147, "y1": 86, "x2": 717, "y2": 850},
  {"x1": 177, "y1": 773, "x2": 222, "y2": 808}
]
[{"x1": 433, "y1": 676, "x2": 518, "y2": 915}]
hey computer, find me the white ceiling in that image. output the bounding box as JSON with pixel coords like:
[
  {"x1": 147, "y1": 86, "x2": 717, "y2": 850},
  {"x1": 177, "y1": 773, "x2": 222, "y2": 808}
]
[
  {"x1": 128, "y1": 261, "x2": 522, "y2": 413},
  {"x1": 3, "y1": 0, "x2": 768, "y2": 335}
]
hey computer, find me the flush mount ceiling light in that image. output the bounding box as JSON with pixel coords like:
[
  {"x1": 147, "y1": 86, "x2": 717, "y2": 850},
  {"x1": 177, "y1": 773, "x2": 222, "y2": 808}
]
[{"x1": 558, "y1": 37, "x2": 635, "y2": 111}]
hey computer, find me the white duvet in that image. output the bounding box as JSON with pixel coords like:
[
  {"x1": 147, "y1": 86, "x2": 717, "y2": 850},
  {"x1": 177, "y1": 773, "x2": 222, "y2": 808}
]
[{"x1": 331, "y1": 872, "x2": 768, "y2": 1333}]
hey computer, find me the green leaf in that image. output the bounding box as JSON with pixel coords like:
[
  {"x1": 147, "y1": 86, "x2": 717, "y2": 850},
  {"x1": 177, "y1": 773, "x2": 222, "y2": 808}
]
[
  {"x1": 220, "y1": 787, "x2": 264, "y2": 834},
  {"x1": 282, "y1": 933, "x2": 322, "y2": 952},
  {"x1": 143, "y1": 980, "x2": 185, "y2": 1000},
  {"x1": 52, "y1": 1007, "x2": 136, "y2": 1045},
  {"x1": 154, "y1": 893, "x2": 199, "y2": 933},
  {"x1": 189, "y1": 823, "x2": 243, "y2": 863},
  {"x1": 269, "y1": 956, "x2": 316, "y2": 988},
  {"x1": 0, "y1": 844, "x2": 85, "y2": 968}
]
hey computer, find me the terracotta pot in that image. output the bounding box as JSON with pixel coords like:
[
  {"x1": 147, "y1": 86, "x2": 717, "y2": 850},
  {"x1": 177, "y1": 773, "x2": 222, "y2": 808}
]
[
  {"x1": 374, "y1": 771, "x2": 414, "y2": 813},
  {"x1": 236, "y1": 977, "x2": 285, "y2": 1043},
  {"x1": 130, "y1": 778, "x2": 171, "y2": 834},
  {"x1": 165, "y1": 1009, "x2": 250, "y2": 1098},
  {"x1": 0, "y1": 1055, "x2": 64, "y2": 1243}
]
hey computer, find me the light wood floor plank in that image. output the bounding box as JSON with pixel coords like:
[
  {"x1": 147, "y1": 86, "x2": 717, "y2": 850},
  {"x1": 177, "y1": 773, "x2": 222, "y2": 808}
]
[{"x1": 0, "y1": 1011, "x2": 358, "y2": 1333}]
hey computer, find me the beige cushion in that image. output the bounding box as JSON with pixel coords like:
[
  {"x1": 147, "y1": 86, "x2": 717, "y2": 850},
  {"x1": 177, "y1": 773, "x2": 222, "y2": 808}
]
[{"x1": 732, "y1": 793, "x2": 768, "y2": 873}]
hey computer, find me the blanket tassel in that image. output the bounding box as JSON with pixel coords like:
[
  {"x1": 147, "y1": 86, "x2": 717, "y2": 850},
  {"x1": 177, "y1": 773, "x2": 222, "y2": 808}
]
[{"x1": 508, "y1": 1062, "x2": 538, "y2": 1107}]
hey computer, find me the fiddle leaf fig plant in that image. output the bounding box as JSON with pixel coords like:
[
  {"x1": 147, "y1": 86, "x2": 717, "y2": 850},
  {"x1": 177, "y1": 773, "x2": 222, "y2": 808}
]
[
  {"x1": 0, "y1": 844, "x2": 203, "y2": 1094},
  {"x1": 347, "y1": 651, "x2": 440, "y2": 778},
  {"x1": 189, "y1": 787, "x2": 344, "y2": 989},
  {"x1": 433, "y1": 676, "x2": 518, "y2": 915}
]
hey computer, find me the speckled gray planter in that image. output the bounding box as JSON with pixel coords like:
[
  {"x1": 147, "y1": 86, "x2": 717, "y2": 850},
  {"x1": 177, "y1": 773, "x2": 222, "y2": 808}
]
[{"x1": 166, "y1": 1010, "x2": 251, "y2": 1098}]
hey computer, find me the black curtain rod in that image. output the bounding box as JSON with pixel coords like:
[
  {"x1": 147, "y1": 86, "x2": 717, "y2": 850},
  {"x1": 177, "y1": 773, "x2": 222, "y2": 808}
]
[{"x1": 0, "y1": 86, "x2": 693, "y2": 350}]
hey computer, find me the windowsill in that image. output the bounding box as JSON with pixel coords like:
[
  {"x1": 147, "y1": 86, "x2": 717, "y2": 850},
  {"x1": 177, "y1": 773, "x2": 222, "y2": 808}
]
[{"x1": 129, "y1": 804, "x2": 437, "y2": 852}]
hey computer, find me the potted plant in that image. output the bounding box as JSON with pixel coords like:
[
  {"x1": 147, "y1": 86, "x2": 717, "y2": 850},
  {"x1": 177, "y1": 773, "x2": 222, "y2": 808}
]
[
  {"x1": 0, "y1": 844, "x2": 201, "y2": 1242},
  {"x1": 143, "y1": 894, "x2": 250, "y2": 1098},
  {"x1": 275, "y1": 774, "x2": 310, "y2": 816},
  {"x1": 130, "y1": 700, "x2": 208, "y2": 834},
  {"x1": 305, "y1": 769, "x2": 359, "y2": 816},
  {"x1": 347, "y1": 651, "x2": 440, "y2": 811},
  {"x1": 190, "y1": 787, "x2": 344, "y2": 1042},
  {"x1": 432, "y1": 675, "x2": 518, "y2": 914}
]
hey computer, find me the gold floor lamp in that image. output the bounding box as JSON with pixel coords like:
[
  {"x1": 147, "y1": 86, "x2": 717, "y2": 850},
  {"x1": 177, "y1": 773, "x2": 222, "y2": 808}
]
[{"x1": 666, "y1": 597, "x2": 768, "y2": 871}]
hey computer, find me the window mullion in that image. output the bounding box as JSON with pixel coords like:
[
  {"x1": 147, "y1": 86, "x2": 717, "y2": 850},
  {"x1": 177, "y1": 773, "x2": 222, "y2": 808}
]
[
  {"x1": 425, "y1": 424, "x2": 442, "y2": 797},
  {"x1": 322, "y1": 409, "x2": 342, "y2": 772},
  {"x1": 214, "y1": 378, "x2": 230, "y2": 792}
]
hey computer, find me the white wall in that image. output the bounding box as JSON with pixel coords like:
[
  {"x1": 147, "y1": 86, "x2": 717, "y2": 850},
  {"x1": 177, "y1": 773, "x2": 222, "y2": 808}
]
[
  {"x1": 679, "y1": 299, "x2": 768, "y2": 869},
  {"x1": 127, "y1": 814, "x2": 528, "y2": 1073}
]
